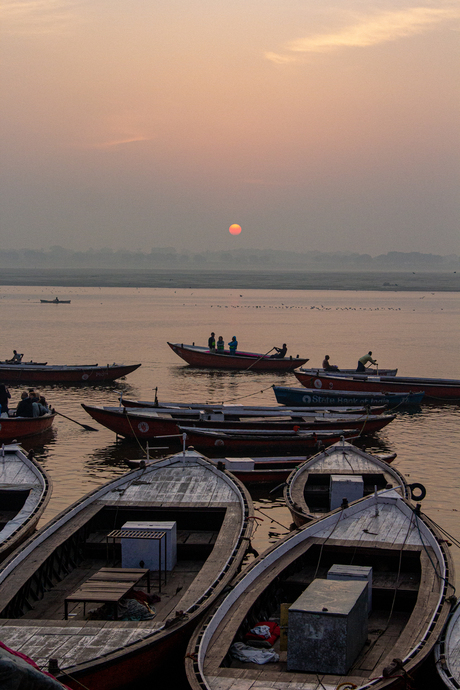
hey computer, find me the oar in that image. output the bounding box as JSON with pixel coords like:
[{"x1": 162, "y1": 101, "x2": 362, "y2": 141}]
[
  {"x1": 245, "y1": 347, "x2": 276, "y2": 371},
  {"x1": 54, "y1": 410, "x2": 99, "y2": 431}
]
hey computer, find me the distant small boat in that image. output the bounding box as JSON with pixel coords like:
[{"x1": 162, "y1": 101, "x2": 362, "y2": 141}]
[
  {"x1": 40, "y1": 298, "x2": 71, "y2": 304},
  {"x1": 273, "y1": 385, "x2": 425, "y2": 408},
  {"x1": 168, "y1": 342, "x2": 309, "y2": 372},
  {"x1": 0, "y1": 443, "x2": 51, "y2": 562},
  {"x1": 0, "y1": 412, "x2": 56, "y2": 443}
]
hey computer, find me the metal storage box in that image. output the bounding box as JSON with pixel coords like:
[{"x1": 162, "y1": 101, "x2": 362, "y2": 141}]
[
  {"x1": 327, "y1": 563, "x2": 373, "y2": 612},
  {"x1": 121, "y1": 520, "x2": 177, "y2": 571},
  {"x1": 330, "y1": 474, "x2": 364, "y2": 511},
  {"x1": 287, "y1": 578, "x2": 368, "y2": 674}
]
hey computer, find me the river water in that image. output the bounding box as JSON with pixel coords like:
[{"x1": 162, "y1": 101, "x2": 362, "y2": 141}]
[{"x1": 1, "y1": 284, "x2": 459, "y2": 686}]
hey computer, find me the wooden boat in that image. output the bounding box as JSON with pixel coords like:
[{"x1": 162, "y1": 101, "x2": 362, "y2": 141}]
[
  {"x1": 40, "y1": 298, "x2": 71, "y2": 304},
  {"x1": 0, "y1": 449, "x2": 253, "y2": 690},
  {"x1": 176, "y1": 426, "x2": 358, "y2": 454},
  {"x1": 185, "y1": 491, "x2": 455, "y2": 690},
  {"x1": 81, "y1": 404, "x2": 395, "y2": 441},
  {"x1": 300, "y1": 367, "x2": 398, "y2": 376},
  {"x1": 273, "y1": 385, "x2": 424, "y2": 408},
  {"x1": 0, "y1": 443, "x2": 51, "y2": 561},
  {"x1": 435, "y1": 599, "x2": 460, "y2": 689},
  {"x1": 0, "y1": 362, "x2": 141, "y2": 384},
  {"x1": 121, "y1": 397, "x2": 388, "y2": 415},
  {"x1": 295, "y1": 371, "x2": 460, "y2": 402},
  {"x1": 168, "y1": 342, "x2": 309, "y2": 371},
  {"x1": 284, "y1": 439, "x2": 414, "y2": 526},
  {"x1": 0, "y1": 412, "x2": 56, "y2": 442}
]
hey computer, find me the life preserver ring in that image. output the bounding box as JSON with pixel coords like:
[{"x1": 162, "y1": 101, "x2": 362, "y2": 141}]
[
  {"x1": 409, "y1": 483, "x2": 426, "y2": 501},
  {"x1": 215, "y1": 439, "x2": 224, "y2": 447},
  {"x1": 82, "y1": 374, "x2": 89, "y2": 380},
  {"x1": 138, "y1": 422, "x2": 149, "y2": 433},
  {"x1": 314, "y1": 379, "x2": 322, "y2": 389}
]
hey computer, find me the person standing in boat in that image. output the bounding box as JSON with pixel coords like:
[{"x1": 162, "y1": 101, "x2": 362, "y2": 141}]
[
  {"x1": 0, "y1": 383, "x2": 11, "y2": 415},
  {"x1": 216, "y1": 336, "x2": 225, "y2": 353},
  {"x1": 271, "y1": 344, "x2": 287, "y2": 358},
  {"x1": 208, "y1": 332, "x2": 216, "y2": 351},
  {"x1": 228, "y1": 336, "x2": 238, "y2": 354},
  {"x1": 322, "y1": 354, "x2": 340, "y2": 371},
  {"x1": 357, "y1": 351, "x2": 377, "y2": 372}
]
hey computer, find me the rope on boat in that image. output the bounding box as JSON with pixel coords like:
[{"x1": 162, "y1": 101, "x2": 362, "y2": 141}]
[
  {"x1": 122, "y1": 408, "x2": 148, "y2": 456},
  {"x1": 205, "y1": 383, "x2": 275, "y2": 405}
]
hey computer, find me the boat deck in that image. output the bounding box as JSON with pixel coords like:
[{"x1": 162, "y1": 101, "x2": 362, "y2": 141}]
[{"x1": 0, "y1": 538, "x2": 210, "y2": 672}]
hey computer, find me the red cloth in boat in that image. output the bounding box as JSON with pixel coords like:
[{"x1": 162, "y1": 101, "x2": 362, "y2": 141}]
[{"x1": 245, "y1": 621, "x2": 280, "y2": 646}]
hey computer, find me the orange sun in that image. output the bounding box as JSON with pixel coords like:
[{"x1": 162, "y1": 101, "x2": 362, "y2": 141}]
[{"x1": 229, "y1": 224, "x2": 242, "y2": 235}]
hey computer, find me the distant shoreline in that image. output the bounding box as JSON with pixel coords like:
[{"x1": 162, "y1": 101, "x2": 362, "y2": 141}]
[{"x1": 0, "y1": 268, "x2": 459, "y2": 291}]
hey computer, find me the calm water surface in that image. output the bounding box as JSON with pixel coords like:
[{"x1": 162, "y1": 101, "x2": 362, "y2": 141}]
[{"x1": 1, "y1": 285, "x2": 459, "y2": 687}]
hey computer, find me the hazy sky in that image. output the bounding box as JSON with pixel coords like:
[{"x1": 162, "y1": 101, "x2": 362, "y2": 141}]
[{"x1": 1, "y1": 0, "x2": 459, "y2": 255}]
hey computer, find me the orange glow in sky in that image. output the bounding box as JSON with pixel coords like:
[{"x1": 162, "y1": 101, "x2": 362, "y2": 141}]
[{"x1": 229, "y1": 224, "x2": 242, "y2": 235}]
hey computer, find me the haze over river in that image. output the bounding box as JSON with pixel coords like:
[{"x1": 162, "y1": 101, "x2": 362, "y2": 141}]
[{"x1": 1, "y1": 283, "x2": 459, "y2": 687}]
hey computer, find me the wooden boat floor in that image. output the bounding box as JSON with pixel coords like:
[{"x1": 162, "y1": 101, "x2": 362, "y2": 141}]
[
  {"x1": 206, "y1": 610, "x2": 410, "y2": 690},
  {"x1": 0, "y1": 556, "x2": 205, "y2": 671}
]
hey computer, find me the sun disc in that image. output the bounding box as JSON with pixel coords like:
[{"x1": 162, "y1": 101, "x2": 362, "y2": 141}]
[{"x1": 229, "y1": 224, "x2": 242, "y2": 235}]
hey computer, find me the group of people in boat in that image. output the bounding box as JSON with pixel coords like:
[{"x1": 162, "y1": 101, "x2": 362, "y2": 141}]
[
  {"x1": 207, "y1": 333, "x2": 288, "y2": 359},
  {"x1": 0, "y1": 384, "x2": 50, "y2": 418},
  {"x1": 322, "y1": 351, "x2": 378, "y2": 372}
]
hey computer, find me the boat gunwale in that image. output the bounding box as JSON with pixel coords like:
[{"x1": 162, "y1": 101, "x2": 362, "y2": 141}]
[{"x1": 0, "y1": 444, "x2": 52, "y2": 558}]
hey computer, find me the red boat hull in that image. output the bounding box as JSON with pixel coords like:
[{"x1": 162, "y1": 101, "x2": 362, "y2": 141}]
[
  {"x1": 295, "y1": 371, "x2": 460, "y2": 402},
  {"x1": 176, "y1": 428, "x2": 356, "y2": 454},
  {"x1": 0, "y1": 414, "x2": 55, "y2": 442},
  {"x1": 168, "y1": 342, "x2": 308, "y2": 371},
  {"x1": 0, "y1": 363, "x2": 141, "y2": 384},
  {"x1": 81, "y1": 405, "x2": 393, "y2": 442}
]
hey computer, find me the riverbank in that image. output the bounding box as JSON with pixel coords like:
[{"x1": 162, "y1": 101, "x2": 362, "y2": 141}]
[{"x1": 0, "y1": 268, "x2": 459, "y2": 291}]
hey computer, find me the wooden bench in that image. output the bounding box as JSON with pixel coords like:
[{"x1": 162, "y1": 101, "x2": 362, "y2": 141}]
[{"x1": 64, "y1": 567, "x2": 150, "y2": 620}]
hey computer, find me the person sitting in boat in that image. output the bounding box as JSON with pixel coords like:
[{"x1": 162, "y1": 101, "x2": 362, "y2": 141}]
[
  {"x1": 28, "y1": 389, "x2": 39, "y2": 403},
  {"x1": 216, "y1": 336, "x2": 225, "y2": 352},
  {"x1": 228, "y1": 336, "x2": 238, "y2": 354},
  {"x1": 322, "y1": 354, "x2": 340, "y2": 371},
  {"x1": 8, "y1": 350, "x2": 23, "y2": 363},
  {"x1": 208, "y1": 332, "x2": 216, "y2": 351},
  {"x1": 271, "y1": 344, "x2": 287, "y2": 358},
  {"x1": 0, "y1": 383, "x2": 11, "y2": 416},
  {"x1": 32, "y1": 395, "x2": 49, "y2": 417},
  {"x1": 16, "y1": 391, "x2": 34, "y2": 417},
  {"x1": 357, "y1": 351, "x2": 377, "y2": 372}
]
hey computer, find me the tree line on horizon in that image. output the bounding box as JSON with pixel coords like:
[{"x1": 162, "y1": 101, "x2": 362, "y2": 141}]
[{"x1": 0, "y1": 247, "x2": 459, "y2": 271}]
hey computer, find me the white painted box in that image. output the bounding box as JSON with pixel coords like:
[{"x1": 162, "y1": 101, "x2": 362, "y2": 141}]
[
  {"x1": 121, "y1": 521, "x2": 177, "y2": 571},
  {"x1": 330, "y1": 474, "x2": 364, "y2": 511}
]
